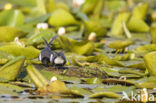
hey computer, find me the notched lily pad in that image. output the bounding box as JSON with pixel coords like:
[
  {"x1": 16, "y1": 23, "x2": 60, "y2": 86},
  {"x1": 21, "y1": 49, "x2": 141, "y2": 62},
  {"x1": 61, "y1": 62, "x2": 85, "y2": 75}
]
[{"x1": 0, "y1": 56, "x2": 25, "y2": 81}]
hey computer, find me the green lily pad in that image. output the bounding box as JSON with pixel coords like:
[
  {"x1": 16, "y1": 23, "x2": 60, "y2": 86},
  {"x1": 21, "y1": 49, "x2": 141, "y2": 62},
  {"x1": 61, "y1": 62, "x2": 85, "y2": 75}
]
[
  {"x1": 0, "y1": 50, "x2": 14, "y2": 64},
  {"x1": 132, "y1": 2, "x2": 149, "y2": 20},
  {"x1": 61, "y1": 89, "x2": 84, "y2": 98},
  {"x1": 81, "y1": 0, "x2": 97, "y2": 14},
  {"x1": 107, "y1": 40, "x2": 133, "y2": 49},
  {"x1": 86, "y1": 77, "x2": 101, "y2": 84},
  {"x1": 100, "y1": 67, "x2": 120, "y2": 77},
  {"x1": 84, "y1": 54, "x2": 124, "y2": 67},
  {"x1": 150, "y1": 23, "x2": 156, "y2": 44},
  {"x1": 26, "y1": 65, "x2": 48, "y2": 88},
  {"x1": 0, "y1": 10, "x2": 25, "y2": 27},
  {"x1": 27, "y1": 29, "x2": 56, "y2": 45},
  {"x1": 144, "y1": 51, "x2": 156, "y2": 76},
  {"x1": 127, "y1": 16, "x2": 149, "y2": 32},
  {"x1": 48, "y1": 9, "x2": 79, "y2": 27},
  {"x1": 110, "y1": 12, "x2": 130, "y2": 37},
  {"x1": 58, "y1": 36, "x2": 94, "y2": 55},
  {"x1": 136, "y1": 82, "x2": 156, "y2": 88},
  {"x1": 135, "y1": 44, "x2": 156, "y2": 55},
  {"x1": 0, "y1": 56, "x2": 25, "y2": 81},
  {"x1": 0, "y1": 26, "x2": 24, "y2": 42},
  {"x1": 89, "y1": 92, "x2": 121, "y2": 98},
  {"x1": 119, "y1": 68, "x2": 145, "y2": 77},
  {"x1": 84, "y1": 19, "x2": 107, "y2": 38},
  {"x1": 68, "y1": 87, "x2": 92, "y2": 95},
  {"x1": 0, "y1": 45, "x2": 40, "y2": 59}
]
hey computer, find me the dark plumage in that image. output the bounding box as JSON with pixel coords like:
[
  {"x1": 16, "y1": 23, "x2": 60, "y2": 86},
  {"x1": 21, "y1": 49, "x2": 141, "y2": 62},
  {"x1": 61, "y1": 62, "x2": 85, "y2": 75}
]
[{"x1": 38, "y1": 36, "x2": 57, "y2": 67}]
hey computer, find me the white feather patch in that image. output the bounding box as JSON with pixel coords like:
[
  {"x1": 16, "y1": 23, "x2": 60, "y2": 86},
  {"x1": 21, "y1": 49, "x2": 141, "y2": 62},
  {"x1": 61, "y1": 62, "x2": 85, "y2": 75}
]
[
  {"x1": 39, "y1": 54, "x2": 42, "y2": 61},
  {"x1": 50, "y1": 54, "x2": 53, "y2": 62},
  {"x1": 54, "y1": 57, "x2": 64, "y2": 64}
]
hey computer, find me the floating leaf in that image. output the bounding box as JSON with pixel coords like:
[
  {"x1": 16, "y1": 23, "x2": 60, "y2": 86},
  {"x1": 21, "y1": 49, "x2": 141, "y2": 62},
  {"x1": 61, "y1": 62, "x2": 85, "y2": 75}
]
[
  {"x1": 132, "y1": 3, "x2": 149, "y2": 20},
  {"x1": 110, "y1": 12, "x2": 130, "y2": 37},
  {"x1": 113, "y1": 52, "x2": 135, "y2": 61},
  {"x1": 84, "y1": 19, "x2": 107, "y2": 38},
  {"x1": 0, "y1": 10, "x2": 25, "y2": 27},
  {"x1": 127, "y1": 16, "x2": 149, "y2": 32},
  {"x1": 26, "y1": 65, "x2": 48, "y2": 88},
  {"x1": 0, "y1": 50, "x2": 14, "y2": 64},
  {"x1": 46, "y1": 80, "x2": 67, "y2": 93},
  {"x1": 136, "y1": 82, "x2": 156, "y2": 88},
  {"x1": 126, "y1": 62, "x2": 146, "y2": 70},
  {"x1": 61, "y1": 89, "x2": 84, "y2": 98},
  {"x1": 150, "y1": 23, "x2": 156, "y2": 44},
  {"x1": 144, "y1": 52, "x2": 156, "y2": 76},
  {"x1": 0, "y1": 45, "x2": 40, "y2": 59},
  {"x1": 102, "y1": 78, "x2": 135, "y2": 86},
  {"x1": 100, "y1": 67, "x2": 120, "y2": 77},
  {"x1": 0, "y1": 26, "x2": 24, "y2": 42},
  {"x1": 69, "y1": 87, "x2": 92, "y2": 95},
  {"x1": 86, "y1": 77, "x2": 101, "y2": 84},
  {"x1": 27, "y1": 29, "x2": 56, "y2": 45},
  {"x1": 0, "y1": 56, "x2": 25, "y2": 81},
  {"x1": 107, "y1": 40, "x2": 133, "y2": 49},
  {"x1": 48, "y1": 9, "x2": 79, "y2": 27},
  {"x1": 135, "y1": 44, "x2": 156, "y2": 55},
  {"x1": 58, "y1": 36, "x2": 94, "y2": 55},
  {"x1": 84, "y1": 55, "x2": 124, "y2": 67},
  {"x1": 81, "y1": 0, "x2": 97, "y2": 14},
  {"x1": 89, "y1": 92, "x2": 121, "y2": 98},
  {"x1": 119, "y1": 68, "x2": 145, "y2": 77}
]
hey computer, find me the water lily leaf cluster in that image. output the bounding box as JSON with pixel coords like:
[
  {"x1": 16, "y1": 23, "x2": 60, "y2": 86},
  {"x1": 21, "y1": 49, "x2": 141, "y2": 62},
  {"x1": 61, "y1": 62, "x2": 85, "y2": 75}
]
[{"x1": 0, "y1": 0, "x2": 155, "y2": 102}]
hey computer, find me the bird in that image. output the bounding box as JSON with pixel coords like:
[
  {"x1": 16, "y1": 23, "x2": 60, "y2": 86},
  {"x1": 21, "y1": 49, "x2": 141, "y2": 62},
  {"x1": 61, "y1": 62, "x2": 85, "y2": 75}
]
[
  {"x1": 38, "y1": 36, "x2": 57, "y2": 67},
  {"x1": 52, "y1": 51, "x2": 67, "y2": 69}
]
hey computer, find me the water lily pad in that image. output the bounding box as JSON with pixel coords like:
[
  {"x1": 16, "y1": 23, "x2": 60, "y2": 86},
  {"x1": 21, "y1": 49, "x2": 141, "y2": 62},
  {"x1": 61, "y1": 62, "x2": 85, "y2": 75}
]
[
  {"x1": 58, "y1": 36, "x2": 94, "y2": 55},
  {"x1": 46, "y1": 80, "x2": 67, "y2": 93},
  {"x1": 84, "y1": 55, "x2": 124, "y2": 67},
  {"x1": 100, "y1": 67, "x2": 120, "y2": 77},
  {"x1": 110, "y1": 12, "x2": 130, "y2": 37},
  {"x1": 0, "y1": 26, "x2": 24, "y2": 42},
  {"x1": 81, "y1": 0, "x2": 97, "y2": 14},
  {"x1": 26, "y1": 65, "x2": 48, "y2": 88},
  {"x1": 119, "y1": 68, "x2": 145, "y2": 77},
  {"x1": 102, "y1": 78, "x2": 135, "y2": 86},
  {"x1": 132, "y1": 2, "x2": 149, "y2": 20},
  {"x1": 136, "y1": 82, "x2": 156, "y2": 88},
  {"x1": 107, "y1": 40, "x2": 133, "y2": 49},
  {"x1": 48, "y1": 9, "x2": 79, "y2": 27},
  {"x1": 61, "y1": 89, "x2": 84, "y2": 98},
  {"x1": 0, "y1": 10, "x2": 25, "y2": 27},
  {"x1": 144, "y1": 51, "x2": 156, "y2": 76},
  {"x1": 84, "y1": 19, "x2": 107, "y2": 38},
  {"x1": 0, "y1": 45, "x2": 40, "y2": 59},
  {"x1": 68, "y1": 87, "x2": 92, "y2": 95},
  {"x1": 150, "y1": 23, "x2": 156, "y2": 44},
  {"x1": 127, "y1": 16, "x2": 149, "y2": 32},
  {"x1": 0, "y1": 50, "x2": 14, "y2": 64},
  {"x1": 89, "y1": 92, "x2": 121, "y2": 98},
  {"x1": 27, "y1": 29, "x2": 56, "y2": 45},
  {"x1": 0, "y1": 56, "x2": 25, "y2": 81},
  {"x1": 86, "y1": 77, "x2": 101, "y2": 84}
]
